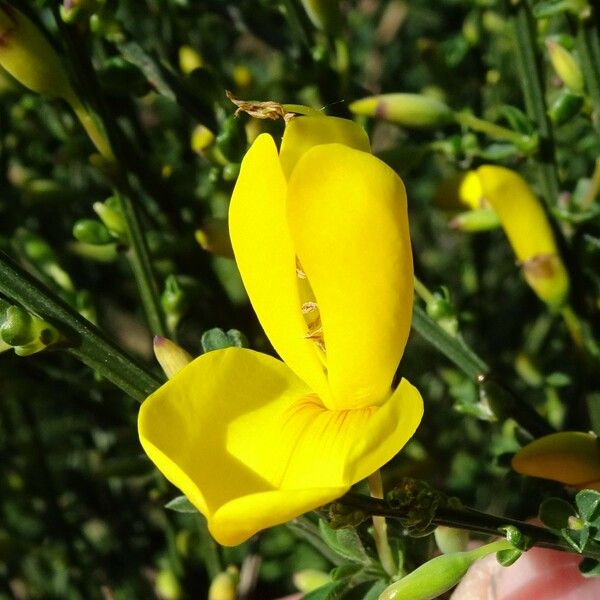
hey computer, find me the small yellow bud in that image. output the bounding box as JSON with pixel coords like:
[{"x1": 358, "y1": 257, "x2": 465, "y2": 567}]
[
  {"x1": 546, "y1": 40, "x2": 584, "y2": 94},
  {"x1": 232, "y1": 65, "x2": 253, "y2": 89},
  {"x1": 178, "y1": 45, "x2": 203, "y2": 75},
  {"x1": 512, "y1": 432, "x2": 600, "y2": 487},
  {"x1": 299, "y1": 0, "x2": 342, "y2": 35},
  {"x1": 153, "y1": 336, "x2": 193, "y2": 379},
  {"x1": 350, "y1": 93, "x2": 453, "y2": 128},
  {"x1": 208, "y1": 567, "x2": 239, "y2": 600},
  {"x1": 293, "y1": 569, "x2": 331, "y2": 593},
  {"x1": 0, "y1": 5, "x2": 76, "y2": 101},
  {"x1": 155, "y1": 568, "x2": 182, "y2": 600},
  {"x1": 191, "y1": 124, "x2": 216, "y2": 154}
]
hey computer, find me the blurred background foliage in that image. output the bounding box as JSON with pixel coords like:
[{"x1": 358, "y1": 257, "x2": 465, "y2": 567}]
[{"x1": 0, "y1": 0, "x2": 599, "y2": 597}]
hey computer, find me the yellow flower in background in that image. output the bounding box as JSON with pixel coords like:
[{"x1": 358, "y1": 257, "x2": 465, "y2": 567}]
[
  {"x1": 138, "y1": 115, "x2": 423, "y2": 546},
  {"x1": 512, "y1": 431, "x2": 600, "y2": 492},
  {"x1": 439, "y1": 166, "x2": 570, "y2": 309}
]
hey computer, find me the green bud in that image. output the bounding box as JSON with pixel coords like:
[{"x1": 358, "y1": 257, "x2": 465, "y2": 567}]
[
  {"x1": 69, "y1": 241, "x2": 118, "y2": 263},
  {"x1": 293, "y1": 569, "x2": 331, "y2": 593},
  {"x1": 74, "y1": 290, "x2": 97, "y2": 323},
  {"x1": 548, "y1": 90, "x2": 584, "y2": 125},
  {"x1": 299, "y1": 0, "x2": 342, "y2": 35},
  {"x1": 546, "y1": 39, "x2": 585, "y2": 94},
  {"x1": 154, "y1": 569, "x2": 182, "y2": 600},
  {"x1": 89, "y1": 13, "x2": 124, "y2": 42},
  {"x1": 14, "y1": 230, "x2": 74, "y2": 291},
  {"x1": 349, "y1": 93, "x2": 453, "y2": 128},
  {"x1": 222, "y1": 162, "x2": 240, "y2": 181},
  {"x1": 0, "y1": 4, "x2": 77, "y2": 101},
  {"x1": 93, "y1": 197, "x2": 127, "y2": 237},
  {"x1": 379, "y1": 540, "x2": 513, "y2": 600},
  {"x1": 0, "y1": 305, "x2": 61, "y2": 354},
  {"x1": 449, "y1": 208, "x2": 501, "y2": 232},
  {"x1": 434, "y1": 526, "x2": 469, "y2": 554},
  {"x1": 73, "y1": 219, "x2": 114, "y2": 245},
  {"x1": 1, "y1": 305, "x2": 33, "y2": 346},
  {"x1": 161, "y1": 275, "x2": 190, "y2": 331}
]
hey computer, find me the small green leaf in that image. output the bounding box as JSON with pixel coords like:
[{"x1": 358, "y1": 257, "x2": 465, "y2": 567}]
[
  {"x1": 342, "y1": 580, "x2": 387, "y2": 599},
  {"x1": 579, "y1": 558, "x2": 600, "y2": 578},
  {"x1": 330, "y1": 564, "x2": 363, "y2": 581},
  {"x1": 562, "y1": 526, "x2": 590, "y2": 552},
  {"x1": 545, "y1": 372, "x2": 572, "y2": 387},
  {"x1": 539, "y1": 497, "x2": 575, "y2": 530},
  {"x1": 576, "y1": 490, "x2": 600, "y2": 523},
  {"x1": 496, "y1": 549, "x2": 522, "y2": 566},
  {"x1": 319, "y1": 520, "x2": 370, "y2": 564},
  {"x1": 165, "y1": 495, "x2": 198, "y2": 514},
  {"x1": 302, "y1": 581, "x2": 346, "y2": 600}
]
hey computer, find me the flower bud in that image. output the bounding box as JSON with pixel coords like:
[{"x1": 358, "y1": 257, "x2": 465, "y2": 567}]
[
  {"x1": 512, "y1": 432, "x2": 600, "y2": 487},
  {"x1": 178, "y1": 45, "x2": 203, "y2": 74},
  {"x1": 154, "y1": 568, "x2": 182, "y2": 600},
  {"x1": 191, "y1": 124, "x2": 216, "y2": 154},
  {"x1": 208, "y1": 567, "x2": 239, "y2": 600},
  {"x1": 0, "y1": 4, "x2": 76, "y2": 101},
  {"x1": 449, "y1": 208, "x2": 501, "y2": 232},
  {"x1": 161, "y1": 275, "x2": 190, "y2": 332},
  {"x1": 378, "y1": 540, "x2": 511, "y2": 600},
  {"x1": 546, "y1": 39, "x2": 585, "y2": 94},
  {"x1": 349, "y1": 93, "x2": 453, "y2": 128},
  {"x1": 434, "y1": 526, "x2": 469, "y2": 554},
  {"x1": 293, "y1": 569, "x2": 331, "y2": 593},
  {"x1": 299, "y1": 0, "x2": 342, "y2": 35},
  {"x1": 476, "y1": 165, "x2": 570, "y2": 309},
  {"x1": 73, "y1": 219, "x2": 114, "y2": 245},
  {"x1": 0, "y1": 304, "x2": 61, "y2": 355},
  {"x1": 93, "y1": 197, "x2": 127, "y2": 237},
  {"x1": 153, "y1": 336, "x2": 193, "y2": 379}
]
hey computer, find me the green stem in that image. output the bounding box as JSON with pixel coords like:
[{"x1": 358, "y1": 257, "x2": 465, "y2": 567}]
[
  {"x1": 116, "y1": 191, "x2": 168, "y2": 336},
  {"x1": 454, "y1": 111, "x2": 534, "y2": 147},
  {"x1": 368, "y1": 470, "x2": 397, "y2": 576},
  {"x1": 412, "y1": 303, "x2": 554, "y2": 437},
  {"x1": 413, "y1": 276, "x2": 434, "y2": 304},
  {"x1": 575, "y1": 12, "x2": 600, "y2": 137},
  {"x1": 340, "y1": 493, "x2": 600, "y2": 560},
  {"x1": 509, "y1": 0, "x2": 561, "y2": 206},
  {"x1": 0, "y1": 251, "x2": 163, "y2": 401}
]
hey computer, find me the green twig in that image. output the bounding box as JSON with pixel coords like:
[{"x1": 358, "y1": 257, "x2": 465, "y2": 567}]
[
  {"x1": 0, "y1": 251, "x2": 163, "y2": 401},
  {"x1": 340, "y1": 493, "x2": 600, "y2": 561},
  {"x1": 575, "y1": 11, "x2": 600, "y2": 137},
  {"x1": 509, "y1": 0, "x2": 560, "y2": 206}
]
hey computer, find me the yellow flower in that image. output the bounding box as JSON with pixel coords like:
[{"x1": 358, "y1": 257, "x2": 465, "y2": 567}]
[
  {"x1": 138, "y1": 115, "x2": 423, "y2": 546},
  {"x1": 512, "y1": 431, "x2": 600, "y2": 491},
  {"x1": 439, "y1": 166, "x2": 569, "y2": 309}
]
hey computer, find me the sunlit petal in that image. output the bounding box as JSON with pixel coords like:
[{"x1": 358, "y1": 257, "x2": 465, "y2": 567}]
[
  {"x1": 288, "y1": 143, "x2": 413, "y2": 410},
  {"x1": 139, "y1": 348, "x2": 423, "y2": 546},
  {"x1": 229, "y1": 133, "x2": 330, "y2": 401},
  {"x1": 279, "y1": 116, "x2": 370, "y2": 179}
]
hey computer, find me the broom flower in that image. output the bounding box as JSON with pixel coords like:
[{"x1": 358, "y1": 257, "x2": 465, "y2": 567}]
[{"x1": 138, "y1": 115, "x2": 423, "y2": 546}]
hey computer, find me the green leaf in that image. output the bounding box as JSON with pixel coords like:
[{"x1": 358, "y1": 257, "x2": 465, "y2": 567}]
[
  {"x1": 330, "y1": 564, "x2": 363, "y2": 581},
  {"x1": 302, "y1": 581, "x2": 346, "y2": 600},
  {"x1": 496, "y1": 549, "x2": 522, "y2": 566},
  {"x1": 545, "y1": 372, "x2": 572, "y2": 387},
  {"x1": 342, "y1": 580, "x2": 387, "y2": 599},
  {"x1": 539, "y1": 498, "x2": 575, "y2": 530},
  {"x1": 318, "y1": 520, "x2": 370, "y2": 564},
  {"x1": 579, "y1": 557, "x2": 600, "y2": 578},
  {"x1": 576, "y1": 490, "x2": 600, "y2": 524},
  {"x1": 164, "y1": 495, "x2": 198, "y2": 514},
  {"x1": 561, "y1": 526, "x2": 590, "y2": 552}
]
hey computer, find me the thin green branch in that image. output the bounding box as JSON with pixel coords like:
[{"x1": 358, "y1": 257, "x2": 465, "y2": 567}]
[
  {"x1": 0, "y1": 251, "x2": 163, "y2": 401},
  {"x1": 575, "y1": 11, "x2": 600, "y2": 137},
  {"x1": 509, "y1": 0, "x2": 561, "y2": 206},
  {"x1": 340, "y1": 493, "x2": 600, "y2": 561}
]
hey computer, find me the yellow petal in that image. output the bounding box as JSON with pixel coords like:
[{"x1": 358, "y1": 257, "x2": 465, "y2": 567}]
[
  {"x1": 229, "y1": 133, "x2": 330, "y2": 402},
  {"x1": 476, "y1": 165, "x2": 569, "y2": 307},
  {"x1": 288, "y1": 143, "x2": 413, "y2": 410},
  {"x1": 476, "y1": 165, "x2": 557, "y2": 262},
  {"x1": 139, "y1": 347, "x2": 423, "y2": 546},
  {"x1": 279, "y1": 116, "x2": 370, "y2": 179},
  {"x1": 512, "y1": 431, "x2": 600, "y2": 485}
]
